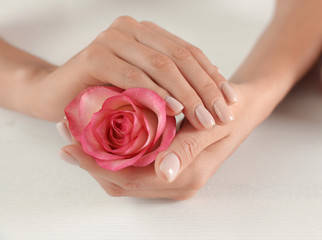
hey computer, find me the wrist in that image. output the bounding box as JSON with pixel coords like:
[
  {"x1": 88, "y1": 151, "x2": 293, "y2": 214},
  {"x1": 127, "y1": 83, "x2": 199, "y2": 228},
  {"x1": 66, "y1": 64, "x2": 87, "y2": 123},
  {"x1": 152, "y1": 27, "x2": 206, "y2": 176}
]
[
  {"x1": 233, "y1": 77, "x2": 288, "y2": 126},
  {"x1": 12, "y1": 63, "x2": 57, "y2": 116}
]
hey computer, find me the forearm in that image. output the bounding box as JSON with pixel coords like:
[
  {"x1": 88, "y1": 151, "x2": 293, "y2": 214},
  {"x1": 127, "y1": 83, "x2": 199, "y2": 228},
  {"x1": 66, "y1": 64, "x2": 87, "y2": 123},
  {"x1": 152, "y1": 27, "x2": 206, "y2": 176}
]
[
  {"x1": 230, "y1": 0, "x2": 322, "y2": 118},
  {"x1": 0, "y1": 38, "x2": 55, "y2": 113}
]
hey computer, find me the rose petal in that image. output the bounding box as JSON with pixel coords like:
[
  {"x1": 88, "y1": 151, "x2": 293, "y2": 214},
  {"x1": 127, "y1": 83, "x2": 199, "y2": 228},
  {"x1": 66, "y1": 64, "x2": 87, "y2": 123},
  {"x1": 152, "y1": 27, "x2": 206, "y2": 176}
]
[
  {"x1": 101, "y1": 95, "x2": 135, "y2": 111},
  {"x1": 130, "y1": 112, "x2": 142, "y2": 139},
  {"x1": 104, "y1": 86, "x2": 124, "y2": 93},
  {"x1": 133, "y1": 116, "x2": 176, "y2": 167},
  {"x1": 122, "y1": 88, "x2": 167, "y2": 142},
  {"x1": 95, "y1": 147, "x2": 148, "y2": 171},
  {"x1": 117, "y1": 128, "x2": 148, "y2": 155},
  {"x1": 95, "y1": 111, "x2": 138, "y2": 153},
  {"x1": 109, "y1": 131, "x2": 130, "y2": 146},
  {"x1": 139, "y1": 108, "x2": 157, "y2": 149},
  {"x1": 81, "y1": 121, "x2": 121, "y2": 161},
  {"x1": 78, "y1": 87, "x2": 121, "y2": 131},
  {"x1": 110, "y1": 112, "x2": 134, "y2": 136},
  {"x1": 65, "y1": 86, "x2": 120, "y2": 141},
  {"x1": 107, "y1": 109, "x2": 157, "y2": 155}
]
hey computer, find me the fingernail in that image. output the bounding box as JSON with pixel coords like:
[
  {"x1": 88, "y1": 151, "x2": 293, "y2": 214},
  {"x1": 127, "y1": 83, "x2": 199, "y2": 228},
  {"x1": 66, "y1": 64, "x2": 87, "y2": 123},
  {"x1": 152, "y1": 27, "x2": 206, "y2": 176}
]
[
  {"x1": 58, "y1": 150, "x2": 79, "y2": 166},
  {"x1": 213, "y1": 98, "x2": 235, "y2": 123},
  {"x1": 221, "y1": 82, "x2": 238, "y2": 103},
  {"x1": 165, "y1": 96, "x2": 184, "y2": 113},
  {"x1": 56, "y1": 121, "x2": 72, "y2": 143},
  {"x1": 159, "y1": 153, "x2": 181, "y2": 182},
  {"x1": 195, "y1": 104, "x2": 215, "y2": 129}
]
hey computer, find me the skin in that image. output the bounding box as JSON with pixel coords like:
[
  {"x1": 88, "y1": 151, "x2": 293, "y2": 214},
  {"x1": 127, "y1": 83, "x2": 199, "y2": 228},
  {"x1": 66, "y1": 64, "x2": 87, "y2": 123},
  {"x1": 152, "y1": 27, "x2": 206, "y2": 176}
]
[
  {"x1": 1, "y1": 0, "x2": 322, "y2": 200},
  {"x1": 0, "y1": 16, "x2": 235, "y2": 129}
]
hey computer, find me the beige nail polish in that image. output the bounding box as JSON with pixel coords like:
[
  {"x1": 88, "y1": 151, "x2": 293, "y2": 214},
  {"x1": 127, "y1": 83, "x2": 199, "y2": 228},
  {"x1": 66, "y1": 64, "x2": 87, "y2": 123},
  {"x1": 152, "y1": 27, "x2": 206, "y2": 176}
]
[
  {"x1": 213, "y1": 98, "x2": 235, "y2": 123},
  {"x1": 195, "y1": 104, "x2": 215, "y2": 129},
  {"x1": 58, "y1": 150, "x2": 79, "y2": 166},
  {"x1": 159, "y1": 153, "x2": 181, "y2": 182},
  {"x1": 56, "y1": 121, "x2": 72, "y2": 143},
  {"x1": 221, "y1": 82, "x2": 238, "y2": 103},
  {"x1": 165, "y1": 96, "x2": 184, "y2": 114}
]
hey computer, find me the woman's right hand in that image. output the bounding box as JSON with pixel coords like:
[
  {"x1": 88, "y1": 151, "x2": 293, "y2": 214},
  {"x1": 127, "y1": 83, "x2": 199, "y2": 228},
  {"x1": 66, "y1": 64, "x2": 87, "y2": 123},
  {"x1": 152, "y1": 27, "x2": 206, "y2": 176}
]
[
  {"x1": 58, "y1": 81, "x2": 269, "y2": 200},
  {"x1": 25, "y1": 16, "x2": 237, "y2": 129}
]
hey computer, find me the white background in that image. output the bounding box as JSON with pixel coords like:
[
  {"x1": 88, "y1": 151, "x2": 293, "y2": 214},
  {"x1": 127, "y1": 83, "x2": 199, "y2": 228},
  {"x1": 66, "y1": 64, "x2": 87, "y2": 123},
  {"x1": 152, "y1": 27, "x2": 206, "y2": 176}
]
[{"x1": 1, "y1": 0, "x2": 322, "y2": 239}]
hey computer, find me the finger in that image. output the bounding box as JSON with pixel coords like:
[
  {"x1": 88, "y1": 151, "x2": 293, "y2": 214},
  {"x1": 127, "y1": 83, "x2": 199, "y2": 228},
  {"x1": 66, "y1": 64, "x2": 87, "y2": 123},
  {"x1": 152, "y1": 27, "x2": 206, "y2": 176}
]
[
  {"x1": 61, "y1": 144, "x2": 184, "y2": 190},
  {"x1": 211, "y1": 66, "x2": 238, "y2": 104},
  {"x1": 112, "y1": 17, "x2": 233, "y2": 124},
  {"x1": 102, "y1": 25, "x2": 215, "y2": 130},
  {"x1": 154, "y1": 121, "x2": 230, "y2": 182},
  {"x1": 89, "y1": 130, "x2": 238, "y2": 199},
  {"x1": 56, "y1": 117, "x2": 73, "y2": 144},
  {"x1": 132, "y1": 23, "x2": 235, "y2": 123},
  {"x1": 83, "y1": 45, "x2": 182, "y2": 115},
  {"x1": 141, "y1": 21, "x2": 238, "y2": 105},
  {"x1": 91, "y1": 174, "x2": 196, "y2": 200},
  {"x1": 186, "y1": 130, "x2": 242, "y2": 180},
  {"x1": 170, "y1": 131, "x2": 238, "y2": 193}
]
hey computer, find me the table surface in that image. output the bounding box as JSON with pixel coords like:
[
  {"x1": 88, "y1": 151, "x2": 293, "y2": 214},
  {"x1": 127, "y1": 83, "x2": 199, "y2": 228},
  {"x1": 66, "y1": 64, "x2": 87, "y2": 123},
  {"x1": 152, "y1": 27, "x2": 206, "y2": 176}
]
[{"x1": 1, "y1": 1, "x2": 322, "y2": 239}]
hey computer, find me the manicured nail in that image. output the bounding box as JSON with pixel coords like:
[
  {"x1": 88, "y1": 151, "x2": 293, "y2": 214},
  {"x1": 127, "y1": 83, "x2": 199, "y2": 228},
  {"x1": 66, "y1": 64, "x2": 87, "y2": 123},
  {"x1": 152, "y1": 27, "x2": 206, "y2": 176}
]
[
  {"x1": 165, "y1": 96, "x2": 184, "y2": 114},
  {"x1": 159, "y1": 153, "x2": 181, "y2": 182},
  {"x1": 58, "y1": 150, "x2": 79, "y2": 166},
  {"x1": 56, "y1": 121, "x2": 72, "y2": 143},
  {"x1": 221, "y1": 82, "x2": 238, "y2": 103},
  {"x1": 213, "y1": 98, "x2": 234, "y2": 123},
  {"x1": 195, "y1": 104, "x2": 215, "y2": 129}
]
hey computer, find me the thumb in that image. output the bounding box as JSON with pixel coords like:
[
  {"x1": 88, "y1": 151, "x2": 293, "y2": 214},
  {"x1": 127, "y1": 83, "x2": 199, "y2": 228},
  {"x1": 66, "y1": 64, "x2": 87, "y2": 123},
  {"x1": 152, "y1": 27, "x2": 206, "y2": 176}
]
[{"x1": 154, "y1": 121, "x2": 228, "y2": 182}]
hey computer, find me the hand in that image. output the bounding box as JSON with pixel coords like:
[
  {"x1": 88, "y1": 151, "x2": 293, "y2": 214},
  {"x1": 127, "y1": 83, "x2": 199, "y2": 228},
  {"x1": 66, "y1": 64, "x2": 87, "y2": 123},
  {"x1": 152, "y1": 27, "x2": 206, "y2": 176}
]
[
  {"x1": 22, "y1": 16, "x2": 237, "y2": 129},
  {"x1": 59, "y1": 82, "x2": 270, "y2": 200}
]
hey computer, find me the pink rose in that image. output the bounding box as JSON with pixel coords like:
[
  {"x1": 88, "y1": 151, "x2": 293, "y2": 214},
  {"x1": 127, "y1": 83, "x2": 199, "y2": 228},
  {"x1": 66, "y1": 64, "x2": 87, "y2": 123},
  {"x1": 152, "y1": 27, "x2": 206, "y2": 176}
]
[{"x1": 65, "y1": 86, "x2": 176, "y2": 171}]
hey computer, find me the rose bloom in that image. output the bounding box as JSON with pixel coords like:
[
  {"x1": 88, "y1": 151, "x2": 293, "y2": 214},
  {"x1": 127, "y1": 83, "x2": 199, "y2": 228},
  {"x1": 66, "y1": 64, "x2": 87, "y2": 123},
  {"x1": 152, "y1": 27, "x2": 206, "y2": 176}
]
[{"x1": 65, "y1": 86, "x2": 176, "y2": 171}]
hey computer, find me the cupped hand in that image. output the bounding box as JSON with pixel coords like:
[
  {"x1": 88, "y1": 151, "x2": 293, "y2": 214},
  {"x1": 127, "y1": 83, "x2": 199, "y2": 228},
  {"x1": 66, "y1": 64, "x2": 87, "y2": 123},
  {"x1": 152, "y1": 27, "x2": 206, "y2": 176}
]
[
  {"x1": 58, "y1": 83, "x2": 269, "y2": 200},
  {"x1": 29, "y1": 16, "x2": 237, "y2": 129}
]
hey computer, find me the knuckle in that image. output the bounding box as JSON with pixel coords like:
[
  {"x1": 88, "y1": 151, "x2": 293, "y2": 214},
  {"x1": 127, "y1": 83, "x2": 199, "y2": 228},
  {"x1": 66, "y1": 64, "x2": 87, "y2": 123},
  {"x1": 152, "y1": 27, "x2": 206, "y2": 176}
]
[
  {"x1": 202, "y1": 82, "x2": 220, "y2": 100},
  {"x1": 121, "y1": 180, "x2": 143, "y2": 191},
  {"x1": 179, "y1": 93, "x2": 196, "y2": 105},
  {"x1": 78, "y1": 159, "x2": 95, "y2": 172},
  {"x1": 184, "y1": 167, "x2": 210, "y2": 191},
  {"x1": 81, "y1": 43, "x2": 102, "y2": 63},
  {"x1": 185, "y1": 176, "x2": 208, "y2": 191},
  {"x1": 171, "y1": 46, "x2": 192, "y2": 61},
  {"x1": 96, "y1": 30, "x2": 110, "y2": 41},
  {"x1": 140, "y1": 20, "x2": 155, "y2": 26},
  {"x1": 212, "y1": 65, "x2": 219, "y2": 72},
  {"x1": 149, "y1": 53, "x2": 174, "y2": 71},
  {"x1": 207, "y1": 66, "x2": 224, "y2": 81},
  {"x1": 173, "y1": 190, "x2": 198, "y2": 201},
  {"x1": 207, "y1": 67, "x2": 218, "y2": 78},
  {"x1": 104, "y1": 184, "x2": 124, "y2": 197},
  {"x1": 112, "y1": 15, "x2": 137, "y2": 26},
  {"x1": 97, "y1": 29, "x2": 120, "y2": 42},
  {"x1": 187, "y1": 45, "x2": 203, "y2": 56},
  {"x1": 178, "y1": 135, "x2": 200, "y2": 162},
  {"x1": 123, "y1": 68, "x2": 145, "y2": 85},
  {"x1": 157, "y1": 89, "x2": 170, "y2": 99}
]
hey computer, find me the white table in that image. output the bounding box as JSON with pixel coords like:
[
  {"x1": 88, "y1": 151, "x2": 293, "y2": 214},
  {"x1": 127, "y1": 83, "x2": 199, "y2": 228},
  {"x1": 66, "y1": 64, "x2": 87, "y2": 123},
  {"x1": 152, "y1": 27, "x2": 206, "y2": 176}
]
[{"x1": 1, "y1": 1, "x2": 322, "y2": 239}]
